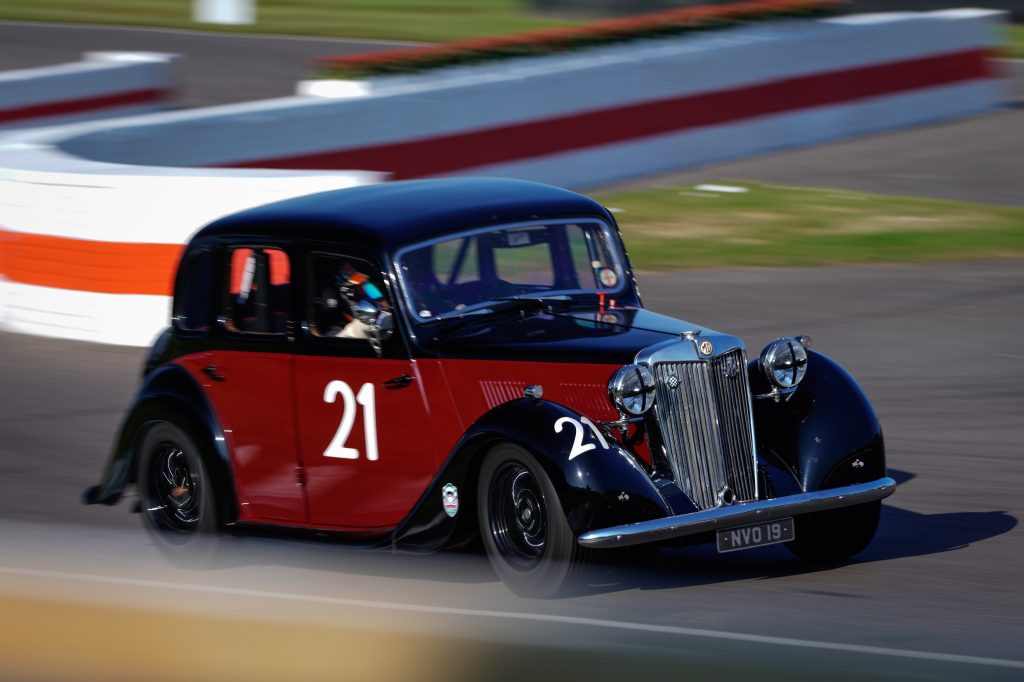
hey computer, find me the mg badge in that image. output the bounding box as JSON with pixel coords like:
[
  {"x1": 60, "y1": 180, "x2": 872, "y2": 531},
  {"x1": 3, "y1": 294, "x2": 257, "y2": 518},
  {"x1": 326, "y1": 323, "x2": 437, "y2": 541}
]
[
  {"x1": 699, "y1": 340, "x2": 714, "y2": 356},
  {"x1": 666, "y1": 373, "x2": 680, "y2": 390}
]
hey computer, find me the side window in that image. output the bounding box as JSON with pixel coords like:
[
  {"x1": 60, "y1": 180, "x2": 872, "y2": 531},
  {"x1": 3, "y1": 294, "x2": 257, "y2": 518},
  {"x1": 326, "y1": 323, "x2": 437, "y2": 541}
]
[
  {"x1": 308, "y1": 253, "x2": 390, "y2": 342},
  {"x1": 224, "y1": 247, "x2": 291, "y2": 335},
  {"x1": 174, "y1": 250, "x2": 213, "y2": 333}
]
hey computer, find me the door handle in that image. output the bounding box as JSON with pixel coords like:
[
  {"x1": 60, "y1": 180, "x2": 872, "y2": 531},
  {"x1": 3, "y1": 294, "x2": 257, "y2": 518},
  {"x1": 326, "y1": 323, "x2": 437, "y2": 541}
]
[
  {"x1": 383, "y1": 373, "x2": 413, "y2": 390},
  {"x1": 202, "y1": 363, "x2": 226, "y2": 382}
]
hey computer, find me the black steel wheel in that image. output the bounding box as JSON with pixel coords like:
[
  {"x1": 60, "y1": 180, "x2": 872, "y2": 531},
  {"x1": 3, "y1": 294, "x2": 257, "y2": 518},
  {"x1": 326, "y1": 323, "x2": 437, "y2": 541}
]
[
  {"x1": 785, "y1": 500, "x2": 881, "y2": 563},
  {"x1": 138, "y1": 421, "x2": 218, "y2": 556},
  {"x1": 478, "y1": 443, "x2": 586, "y2": 597}
]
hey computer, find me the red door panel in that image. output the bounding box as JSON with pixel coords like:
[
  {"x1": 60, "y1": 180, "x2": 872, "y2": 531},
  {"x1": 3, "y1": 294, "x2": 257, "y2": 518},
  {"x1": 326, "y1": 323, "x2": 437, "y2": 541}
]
[
  {"x1": 295, "y1": 357, "x2": 456, "y2": 530},
  {"x1": 177, "y1": 351, "x2": 305, "y2": 523}
]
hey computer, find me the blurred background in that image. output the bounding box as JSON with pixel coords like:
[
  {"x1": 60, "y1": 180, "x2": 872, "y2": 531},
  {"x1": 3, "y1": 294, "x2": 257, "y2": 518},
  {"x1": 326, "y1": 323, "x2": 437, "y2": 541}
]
[{"x1": 1, "y1": 1, "x2": 1022, "y2": 680}]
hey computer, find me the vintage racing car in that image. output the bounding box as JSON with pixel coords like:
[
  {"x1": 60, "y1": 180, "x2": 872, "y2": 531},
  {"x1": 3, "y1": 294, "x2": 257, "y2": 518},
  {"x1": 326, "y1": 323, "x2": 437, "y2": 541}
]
[{"x1": 84, "y1": 178, "x2": 895, "y2": 596}]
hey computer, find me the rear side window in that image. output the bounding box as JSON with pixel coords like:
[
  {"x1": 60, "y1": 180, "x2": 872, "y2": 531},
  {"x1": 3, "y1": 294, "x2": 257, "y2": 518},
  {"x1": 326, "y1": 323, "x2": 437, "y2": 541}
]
[
  {"x1": 224, "y1": 247, "x2": 291, "y2": 335},
  {"x1": 173, "y1": 250, "x2": 213, "y2": 333}
]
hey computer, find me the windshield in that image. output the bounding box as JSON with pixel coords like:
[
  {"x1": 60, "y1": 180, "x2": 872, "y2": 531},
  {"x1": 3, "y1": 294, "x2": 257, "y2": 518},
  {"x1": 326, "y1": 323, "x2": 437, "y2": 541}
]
[{"x1": 397, "y1": 220, "x2": 627, "y2": 322}]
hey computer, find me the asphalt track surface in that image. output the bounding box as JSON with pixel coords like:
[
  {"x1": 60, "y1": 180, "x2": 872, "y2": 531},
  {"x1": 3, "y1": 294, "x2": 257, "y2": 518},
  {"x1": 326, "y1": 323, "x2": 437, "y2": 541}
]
[
  {"x1": 0, "y1": 21, "x2": 417, "y2": 108},
  {"x1": 1, "y1": 261, "x2": 1022, "y2": 680},
  {"x1": 597, "y1": 60, "x2": 1024, "y2": 207}
]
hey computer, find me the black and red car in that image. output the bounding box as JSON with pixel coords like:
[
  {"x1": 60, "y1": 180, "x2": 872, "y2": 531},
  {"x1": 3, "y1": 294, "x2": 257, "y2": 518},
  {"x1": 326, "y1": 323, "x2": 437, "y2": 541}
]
[{"x1": 85, "y1": 178, "x2": 895, "y2": 596}]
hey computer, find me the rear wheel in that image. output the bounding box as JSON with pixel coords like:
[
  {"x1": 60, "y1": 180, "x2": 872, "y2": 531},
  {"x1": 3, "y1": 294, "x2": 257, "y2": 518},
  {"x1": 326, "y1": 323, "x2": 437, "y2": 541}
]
[
  {"x1": 785, "y1": 500, "x2": 881, "y2": 563},
  {"x1": 478, "y1": 443, "x2": 586, "y2": 598},
  {"x1": 138, "y1": 421, "x2": 219, "y2": 561}
]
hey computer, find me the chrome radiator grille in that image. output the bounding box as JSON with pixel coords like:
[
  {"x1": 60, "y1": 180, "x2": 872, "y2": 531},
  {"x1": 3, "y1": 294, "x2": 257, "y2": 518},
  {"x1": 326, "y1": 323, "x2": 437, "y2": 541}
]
[{"x1": 652, "y1": 350, "x2": 757, "y2": 509}]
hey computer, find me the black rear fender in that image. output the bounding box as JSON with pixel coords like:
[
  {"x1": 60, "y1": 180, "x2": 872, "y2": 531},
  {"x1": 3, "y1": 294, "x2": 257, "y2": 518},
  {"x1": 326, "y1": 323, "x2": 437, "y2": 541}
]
[{"x1": 83, "y1": 364, "x2": 237, "y2": 525}]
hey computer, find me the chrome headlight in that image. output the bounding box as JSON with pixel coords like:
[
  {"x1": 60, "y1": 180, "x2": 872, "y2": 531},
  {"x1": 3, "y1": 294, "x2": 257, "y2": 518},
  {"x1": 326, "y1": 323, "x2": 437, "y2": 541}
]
[
  {"x1": 608, "y1": 364, "x2": 656, "y2": 416},
  {"x1": 759, "y1": 337, "x2": 809, "y2": 390}
]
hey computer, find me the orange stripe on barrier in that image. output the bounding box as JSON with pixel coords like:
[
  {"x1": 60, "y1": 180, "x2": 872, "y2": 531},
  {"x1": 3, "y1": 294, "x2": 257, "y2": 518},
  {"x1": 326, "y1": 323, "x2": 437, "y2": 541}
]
[{"x1": 0, "y1": 229, "x2": 183, "y2": 296}]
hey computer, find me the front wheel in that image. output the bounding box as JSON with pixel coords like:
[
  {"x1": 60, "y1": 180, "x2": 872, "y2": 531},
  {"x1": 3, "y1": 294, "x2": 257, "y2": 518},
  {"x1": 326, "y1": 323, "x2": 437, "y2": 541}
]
[
  {"x1": 785, "y1": 500, "x2": 881, "y2": 563},
  {"x1": 138, "y1": 421, "x2": 219, "y2": 562},
  {"x1": 478, "y1": 443, "x2": 587, "y2": 598}
]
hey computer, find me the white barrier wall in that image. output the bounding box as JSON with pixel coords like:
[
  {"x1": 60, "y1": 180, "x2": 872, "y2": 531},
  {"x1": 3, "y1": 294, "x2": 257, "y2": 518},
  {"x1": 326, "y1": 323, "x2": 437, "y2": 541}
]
[
  {"x1": 55, "y1": 9, "x2": 1007, "y2": 188},
  {"x1": 0, "y1": 9, "x2": 1009, "y2": 346},
  {"x1": 0, "y1": 52, "x2": 178, "y2": 130},
  {"x1": 0, "y1": 140, "x2": 381, "y2": 345}
]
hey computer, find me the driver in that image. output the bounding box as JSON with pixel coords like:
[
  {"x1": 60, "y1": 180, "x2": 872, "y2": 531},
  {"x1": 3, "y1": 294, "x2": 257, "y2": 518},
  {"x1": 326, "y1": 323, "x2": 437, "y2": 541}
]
[{"x1": 318, "y1": 262, "x2": 388, "y2": 339}]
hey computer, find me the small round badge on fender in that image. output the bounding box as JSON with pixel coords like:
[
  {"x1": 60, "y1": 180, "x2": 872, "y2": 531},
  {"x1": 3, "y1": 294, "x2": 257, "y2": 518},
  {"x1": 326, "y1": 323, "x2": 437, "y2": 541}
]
[{"x1": 442, "y1": 483, "x2": 459, "y2": 517}]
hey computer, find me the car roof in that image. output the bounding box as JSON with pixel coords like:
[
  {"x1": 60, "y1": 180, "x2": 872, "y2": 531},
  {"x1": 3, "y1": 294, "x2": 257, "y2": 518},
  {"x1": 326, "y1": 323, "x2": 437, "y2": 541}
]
[{"x1": 193, "y1": 178, "x2": 613, "y2": 254}]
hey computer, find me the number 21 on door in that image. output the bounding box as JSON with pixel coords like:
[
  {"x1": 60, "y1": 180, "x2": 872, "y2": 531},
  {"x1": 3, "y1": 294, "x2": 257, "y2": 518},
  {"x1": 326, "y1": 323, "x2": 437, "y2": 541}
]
[{"x1": 322, "y1": 380, "x2": 378, "y2": 461}]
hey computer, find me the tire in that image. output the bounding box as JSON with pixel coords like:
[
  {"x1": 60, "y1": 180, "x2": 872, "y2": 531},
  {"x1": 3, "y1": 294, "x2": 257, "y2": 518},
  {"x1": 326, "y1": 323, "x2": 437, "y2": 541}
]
[
  {"x1": 785, "y1": 500, "x2": 881, "y2": 563},
  {"x1": 138, "y1": 421, "x2": 220, "y2": 563},
  {"x1": 477, "y1": 443, "x2": 587, "y2": 598}
]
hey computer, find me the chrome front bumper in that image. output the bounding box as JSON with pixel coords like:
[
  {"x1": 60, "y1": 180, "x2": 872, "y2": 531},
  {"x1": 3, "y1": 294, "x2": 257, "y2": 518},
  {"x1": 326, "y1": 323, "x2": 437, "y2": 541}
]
[{"x1": 577, "y1": 477, "x2": 896, "y2": 549}]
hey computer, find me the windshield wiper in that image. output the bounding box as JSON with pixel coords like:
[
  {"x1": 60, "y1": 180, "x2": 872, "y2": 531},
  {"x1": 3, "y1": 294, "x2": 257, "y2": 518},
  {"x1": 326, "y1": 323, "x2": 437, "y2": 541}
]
[
  {"x1": 492, "y1": 293, "x2": 572, "y2": 307},
  {"x1": 420, "y1": 295, "x2": 571, "y2": 338}
]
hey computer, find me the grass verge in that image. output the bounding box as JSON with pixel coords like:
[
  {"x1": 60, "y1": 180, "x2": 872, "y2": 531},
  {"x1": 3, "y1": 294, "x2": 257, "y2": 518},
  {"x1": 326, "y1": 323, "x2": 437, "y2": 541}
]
[
  {"x1": 1, "y1": 2, "x2": 1020, "y2": 53},
  {"x1": 594, "y1": 182, "x2": 1024, "y2": 270},
  {"x1": 1007, "y1": 24, "x2": 1024, "y2": 60},
  {"x1": 0, "y1": 0, "x2": 573, "y2": 43}
]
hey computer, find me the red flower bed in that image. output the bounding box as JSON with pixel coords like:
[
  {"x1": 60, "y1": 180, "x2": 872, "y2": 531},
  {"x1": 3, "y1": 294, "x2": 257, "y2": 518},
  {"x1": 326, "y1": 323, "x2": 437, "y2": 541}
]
[{"x1": 316, "y1": 0, "x2": 843, "y2": 79}]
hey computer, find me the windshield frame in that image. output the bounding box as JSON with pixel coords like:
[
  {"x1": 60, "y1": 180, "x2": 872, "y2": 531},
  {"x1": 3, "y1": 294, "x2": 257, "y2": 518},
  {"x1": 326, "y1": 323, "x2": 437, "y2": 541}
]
[{"x1": 393, "y1": 217, "x2": 630, "y2": 329}]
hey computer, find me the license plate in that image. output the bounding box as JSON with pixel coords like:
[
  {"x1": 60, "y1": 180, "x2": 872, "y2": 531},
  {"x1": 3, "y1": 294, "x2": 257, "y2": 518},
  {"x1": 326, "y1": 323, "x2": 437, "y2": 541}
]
[{"x1": 716, "y1": 518, "x2": 795, "y2": 553}]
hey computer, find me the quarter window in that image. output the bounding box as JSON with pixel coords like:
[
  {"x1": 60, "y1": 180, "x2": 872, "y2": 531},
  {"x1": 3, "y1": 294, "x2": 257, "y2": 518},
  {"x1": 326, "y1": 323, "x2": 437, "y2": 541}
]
[
  {"x1": 173, "y1": 250, "x2": 213, "y2": 333},
  {"x1": 224, "y1": 247, "x2": 291, "y2": 335}
]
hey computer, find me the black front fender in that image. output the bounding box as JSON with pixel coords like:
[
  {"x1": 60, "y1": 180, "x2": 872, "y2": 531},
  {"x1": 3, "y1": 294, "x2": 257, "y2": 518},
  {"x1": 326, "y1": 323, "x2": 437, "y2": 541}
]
[
  {"x1": 751, "y1": 350, "x2": 886, "y2": 494},
  {"x1": 392, "y1": 398, "x2": 673, "y2": 551}
]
